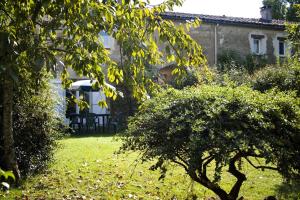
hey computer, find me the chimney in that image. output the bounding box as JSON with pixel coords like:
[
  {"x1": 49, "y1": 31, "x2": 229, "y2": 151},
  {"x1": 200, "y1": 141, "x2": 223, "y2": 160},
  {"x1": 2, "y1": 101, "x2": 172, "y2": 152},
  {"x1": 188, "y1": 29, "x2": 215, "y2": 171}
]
[{"x1": 260, "y1": 6, "x2": 272, "y2": 21}]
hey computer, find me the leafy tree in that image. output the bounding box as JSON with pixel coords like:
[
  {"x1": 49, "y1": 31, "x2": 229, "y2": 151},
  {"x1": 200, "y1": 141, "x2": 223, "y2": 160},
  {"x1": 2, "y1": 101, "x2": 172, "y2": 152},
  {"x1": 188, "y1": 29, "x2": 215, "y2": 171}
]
[
  {"x1": 0, "y1": 0, "x2": 205, "y2": 181},
  {"x1": 263, "y1": 0, "x2": 287, "y2": 20},
  {"x1": 262, "y1": 0, "x2": 300, "y2": 21},
  {"x1": 109, "y1": 0, "x2": 205, "y2": 119},
  {"x1": 287, "y1": 4, "x2": 300, "y2": 56},
  {"x1": 286, "y1": 0, "x2": 300, "y2": 21},
  {"x1": 120, "y1": 86, "x2": 300, "y2": 200}
]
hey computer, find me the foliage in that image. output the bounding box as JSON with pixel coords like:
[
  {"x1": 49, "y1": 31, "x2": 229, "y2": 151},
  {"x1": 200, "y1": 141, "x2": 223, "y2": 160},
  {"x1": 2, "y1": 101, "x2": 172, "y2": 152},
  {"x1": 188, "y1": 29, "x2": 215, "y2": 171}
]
[
  {"x1": 263, "y1": 0, "x2": 287, "y2": 20},
  {"x1": 263, "y1": 0, "x2": 300, "y2": 21},
  {"x1": 288, "y1": 23, "x2": 300, "y2": 57},
  {"x1": 212, "y1": 68, "x2": 251, "y2": 87},
  {"x1": 5, "y1": 136, "x2": 296, "y2": 200},
  {"x1": 286, "y1": 1, "x2": 300, "y2": 21},
  {"x1": 120, "y1": 86, "x2": 300, "y2": 200},
  {"x1": 0, "y1": 69, "x2": 65, "y2": 176},
  {"x1": 0, "y1": 0, "x2": 206, "y2": 178},
  {"x1": 217, "y1": 50, "x2": 268, "y2": 74},
  {"x1": 252, "y1": 60, "x2": 300, "y2": 96},
  {"x1": 217, "y1": 50, "x2": 243, "y2": 72},
  {"x1": 244, "y1": 54, "x2": 268, "y2": 74},
  {"x1": 287, "y1": 4, "x2": 300, "y2": 57},
  {"x1": 0, "y1": 168, "x2": 15, "y2": 190},
  {"x1": 108, "y1": 0, "x2": 206, "y2": 122},
  {"x1": 0, "y1": 0, "x2": 205, "y2": 101},
  {"x1": 170, "y1": 68, "x2": 201, "y2": 89}
]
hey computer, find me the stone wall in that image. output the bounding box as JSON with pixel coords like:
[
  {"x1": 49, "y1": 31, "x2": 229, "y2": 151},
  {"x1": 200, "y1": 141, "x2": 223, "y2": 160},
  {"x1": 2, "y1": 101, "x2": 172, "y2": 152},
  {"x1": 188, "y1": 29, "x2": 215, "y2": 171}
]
[
  {"x1": 108, "y1": 21, "x2": 289, "y2": 67},
  {"x1": 188, "y1": 23, "x2": 289, "y2": 66}
]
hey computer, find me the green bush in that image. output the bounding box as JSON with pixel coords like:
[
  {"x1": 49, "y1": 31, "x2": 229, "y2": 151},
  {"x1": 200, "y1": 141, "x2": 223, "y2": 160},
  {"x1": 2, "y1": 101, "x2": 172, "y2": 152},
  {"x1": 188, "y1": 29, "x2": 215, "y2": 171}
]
[
  {"x1": 120, "y1": 85, "x2": 300, "y2": 199},
  {"x1": 217, "y1": 50, "x2": 268, "y2": 74},
  {"x1": 252, "y1": 59, "x2": 300, "y2": 96},
  {"x1": 217, "y1": 50, "x2": 244, "y2": 72},
  {"x1": 170, "y1": 68, "x2": 200, "y2": 89},
  {"x1": 212, "y1": 67, "x2": 251, "y2": 87},
  {"x1": 0, "y1": 69, "x2": 64, "y2": 176},
  {"x1": 244, "y1": 54, "x2": 268, "y2": 73}
]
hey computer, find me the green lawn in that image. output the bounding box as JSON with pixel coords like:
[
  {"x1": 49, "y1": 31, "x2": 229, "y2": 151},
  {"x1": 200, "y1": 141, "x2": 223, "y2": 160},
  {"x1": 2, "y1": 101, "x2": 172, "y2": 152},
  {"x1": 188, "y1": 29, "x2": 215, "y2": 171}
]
[{"x1": 2, "y1": 134, "x2": 299, "y2": 200}]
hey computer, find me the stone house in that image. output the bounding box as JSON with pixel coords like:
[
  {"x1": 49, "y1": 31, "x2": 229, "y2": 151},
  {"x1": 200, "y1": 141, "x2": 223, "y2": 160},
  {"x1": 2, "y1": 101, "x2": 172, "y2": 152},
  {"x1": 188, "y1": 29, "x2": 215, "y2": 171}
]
[
  {"x1": 163, "y1": 7, "x2": 290, "y2": 66},
  {"x1": 159, "y1": 6, "x2": 290, "y2": 81},
  {"x1": 55, "y1": 7, "x2": 291, "y2": 123}
]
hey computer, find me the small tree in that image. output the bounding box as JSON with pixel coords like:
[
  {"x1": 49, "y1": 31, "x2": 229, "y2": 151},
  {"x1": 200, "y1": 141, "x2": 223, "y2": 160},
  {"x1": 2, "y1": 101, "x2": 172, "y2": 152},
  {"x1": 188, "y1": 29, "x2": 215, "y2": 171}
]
[{"x1": 120, "y1": 86, "x2": 300, "y2": 200}]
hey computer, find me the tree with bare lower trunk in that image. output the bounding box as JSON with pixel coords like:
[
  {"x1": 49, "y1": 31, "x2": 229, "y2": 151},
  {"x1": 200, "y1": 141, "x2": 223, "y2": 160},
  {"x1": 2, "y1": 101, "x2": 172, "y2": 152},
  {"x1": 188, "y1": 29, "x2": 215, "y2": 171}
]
[{"x1": 120, "y1": 86, "x2": 300, "y2": 200}]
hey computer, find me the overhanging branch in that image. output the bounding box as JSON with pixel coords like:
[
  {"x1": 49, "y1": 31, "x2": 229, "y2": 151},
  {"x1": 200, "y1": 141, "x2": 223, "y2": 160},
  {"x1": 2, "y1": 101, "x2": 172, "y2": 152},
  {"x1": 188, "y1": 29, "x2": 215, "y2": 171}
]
[{"x1": 244, "y1": 156, "x2": 278, "y2": 171}]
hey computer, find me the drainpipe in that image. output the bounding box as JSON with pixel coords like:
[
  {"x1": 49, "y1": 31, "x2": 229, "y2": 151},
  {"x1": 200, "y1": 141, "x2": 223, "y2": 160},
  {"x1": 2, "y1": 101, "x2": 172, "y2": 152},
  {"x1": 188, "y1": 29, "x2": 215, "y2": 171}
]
[{"x1": 214, "y1": 24, "x2": 219, "y2": 66}]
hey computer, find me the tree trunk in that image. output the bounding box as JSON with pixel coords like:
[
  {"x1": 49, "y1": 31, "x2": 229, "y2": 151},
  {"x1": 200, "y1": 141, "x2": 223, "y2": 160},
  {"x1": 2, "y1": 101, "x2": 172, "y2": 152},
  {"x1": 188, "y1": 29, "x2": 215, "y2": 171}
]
[
  {"x1": 228, "y1": 153, "x2": 247, "y2": 200},
  {"x1": 188, "y1": 171, "x2": 232, "y2": 200},
  {"x1": 2, "y1": 73, "x2": 21, "y2": 184}
]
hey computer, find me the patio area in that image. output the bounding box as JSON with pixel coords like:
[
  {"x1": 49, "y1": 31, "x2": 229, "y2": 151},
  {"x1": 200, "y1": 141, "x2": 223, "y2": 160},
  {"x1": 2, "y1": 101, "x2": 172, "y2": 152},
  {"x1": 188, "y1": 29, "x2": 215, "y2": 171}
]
[
  {"x1": 65, "y1": 80, "x2": 119, "y2": 134},
  {"x1": 68, "y1": 112, "x2": 117, "y2": 134}
]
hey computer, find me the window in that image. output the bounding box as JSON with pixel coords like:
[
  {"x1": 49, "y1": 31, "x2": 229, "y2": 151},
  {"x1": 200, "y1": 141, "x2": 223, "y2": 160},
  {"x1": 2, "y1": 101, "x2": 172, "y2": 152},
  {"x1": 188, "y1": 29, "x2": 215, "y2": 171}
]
[
  {"x1": 251, "y1": 34, "x2": 265, "y2": 55},
  {"x1": 277, "y1": 37, "x2": 286, "y2": 56},
  {"x1": 279, "y1": 41, "x2": 285, "y2": 55},
  {"x1": 253, "y1": 39, "x2": 260, "y2": 54}
]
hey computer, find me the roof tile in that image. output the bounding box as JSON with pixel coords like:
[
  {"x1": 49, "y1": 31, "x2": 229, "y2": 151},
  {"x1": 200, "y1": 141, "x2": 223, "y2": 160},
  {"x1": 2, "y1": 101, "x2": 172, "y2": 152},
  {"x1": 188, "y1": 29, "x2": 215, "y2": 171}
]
[{"x1": 160, "y1": 12, "x2": 287, "y2": 30}]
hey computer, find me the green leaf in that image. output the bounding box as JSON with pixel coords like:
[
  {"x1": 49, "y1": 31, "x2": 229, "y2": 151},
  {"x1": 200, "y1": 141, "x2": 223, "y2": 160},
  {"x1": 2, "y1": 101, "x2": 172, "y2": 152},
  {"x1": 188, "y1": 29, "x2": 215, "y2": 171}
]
[
  {"x1": 4, "y1": 171, "x2": 15, "y2": 181},
  {"x1": 98, "y1": 100, "x2": 108, "y2": 108}
]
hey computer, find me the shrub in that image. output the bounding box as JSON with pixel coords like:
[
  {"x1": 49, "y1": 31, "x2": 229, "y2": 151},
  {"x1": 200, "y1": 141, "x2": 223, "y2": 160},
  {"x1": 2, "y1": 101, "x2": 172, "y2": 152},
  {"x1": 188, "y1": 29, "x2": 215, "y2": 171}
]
[
  {"x1": 120, "y1": 85, "x2": 300, "y2": 200},
  {"x1": 212, "y1": 67, "x2": 251, "y2": 87},
  {"x1": 252, "y1": 59, "x2": 300, "y2": 96},
  {"x1": 244, "y1": 54, "x2": 268, "y2": 73},
  {"x1": 170, "y1": 68, "x2": 200, "y2": 89},
  {"x1": 0, "y1": 69, "x2": 64, "y2": 176},
  {"x1": 217, "y1": 50, "x2": 268, "y2": 74},
  {"x1": 217, "y1": 50, "x2": 244, "y2": 72}
]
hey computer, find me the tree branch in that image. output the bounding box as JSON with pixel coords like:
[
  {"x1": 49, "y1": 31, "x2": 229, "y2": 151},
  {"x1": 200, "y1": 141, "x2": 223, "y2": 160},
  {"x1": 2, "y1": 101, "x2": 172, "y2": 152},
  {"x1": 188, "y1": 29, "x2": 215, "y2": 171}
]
[
  {"x1": 244, "y1": 156, "x2": 278, "y2": 171},
  {"x1": 176, "y1": 153, "x2": 189, "y2": 167},
  {"x1": 171, "y1": 159, "x2": 188, "y2": 171},
  {"x1": 157, "y1": 20, "x2": 184, "y2": 64},
  {"x1": 202, "y1": 156, "x2": 214, "y2": 179},
  {"x1": 48, "y1": 48, "x2": 71, "y2": 53}
]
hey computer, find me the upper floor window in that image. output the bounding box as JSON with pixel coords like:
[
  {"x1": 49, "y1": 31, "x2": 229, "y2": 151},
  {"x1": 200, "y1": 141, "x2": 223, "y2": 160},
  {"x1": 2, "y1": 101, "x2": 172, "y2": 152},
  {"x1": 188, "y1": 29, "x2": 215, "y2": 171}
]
[{"x1": 251, "y1": 34, "x2": 265, "y2": 55}]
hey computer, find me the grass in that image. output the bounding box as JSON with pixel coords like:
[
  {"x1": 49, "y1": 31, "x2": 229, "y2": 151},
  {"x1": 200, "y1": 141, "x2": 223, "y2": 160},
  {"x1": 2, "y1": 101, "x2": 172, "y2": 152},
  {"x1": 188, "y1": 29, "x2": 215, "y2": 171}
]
[{"x1": 2, "y1": 134, "x2": 299, "y2": 200}]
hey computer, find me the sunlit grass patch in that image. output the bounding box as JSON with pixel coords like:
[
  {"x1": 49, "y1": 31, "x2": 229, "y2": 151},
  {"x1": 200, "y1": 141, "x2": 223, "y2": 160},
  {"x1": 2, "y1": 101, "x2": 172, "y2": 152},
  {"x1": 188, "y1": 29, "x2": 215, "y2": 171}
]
[{"x1": 3, "y1": 135, "x2": 298, "y2": 200}]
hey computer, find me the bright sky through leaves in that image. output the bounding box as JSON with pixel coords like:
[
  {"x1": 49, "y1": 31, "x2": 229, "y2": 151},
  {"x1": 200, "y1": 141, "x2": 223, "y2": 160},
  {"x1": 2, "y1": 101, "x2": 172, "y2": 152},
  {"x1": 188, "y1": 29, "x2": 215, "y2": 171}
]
[{"x1": 151, "y1": 0, "x2": 264, "y2": 18}]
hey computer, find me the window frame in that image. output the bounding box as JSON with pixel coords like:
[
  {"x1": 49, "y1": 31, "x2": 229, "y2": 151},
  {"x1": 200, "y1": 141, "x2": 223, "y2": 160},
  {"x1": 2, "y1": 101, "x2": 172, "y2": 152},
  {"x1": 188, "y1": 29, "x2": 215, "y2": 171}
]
[
  {"x1": 251, "y1": 34, "x2": 265, "y2": 55},
  {"x1": 277, "y1": 37, "x2": 286, "y2": 57},
  {"x1": 253, "y1": 38, "x2": 260, "y2": 55}
]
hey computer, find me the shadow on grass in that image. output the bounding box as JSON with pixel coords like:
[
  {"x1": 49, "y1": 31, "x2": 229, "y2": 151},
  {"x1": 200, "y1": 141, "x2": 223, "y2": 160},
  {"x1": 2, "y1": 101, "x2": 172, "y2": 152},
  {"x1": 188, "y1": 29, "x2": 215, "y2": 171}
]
[{"x1": 274, "y1": 179, "x2": 300, "y2": 200}]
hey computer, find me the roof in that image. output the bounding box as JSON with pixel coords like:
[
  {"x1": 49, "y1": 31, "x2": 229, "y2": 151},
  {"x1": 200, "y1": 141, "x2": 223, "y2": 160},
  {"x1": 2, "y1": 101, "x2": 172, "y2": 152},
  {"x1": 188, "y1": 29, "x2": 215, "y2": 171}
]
[{"x1": 160, "y1": 12, "x2": 286, "y2": 30}]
